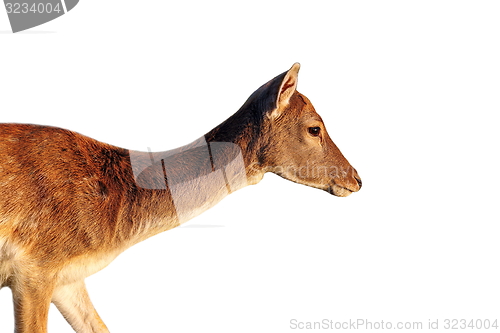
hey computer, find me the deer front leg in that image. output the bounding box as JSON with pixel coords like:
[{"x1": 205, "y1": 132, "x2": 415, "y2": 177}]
[
  {"x1": 52, "y1": 280, "x2": 110, "y2": 333},
  {"x1": 11, "y1": 276, "x2": 55, "y2": 333}
]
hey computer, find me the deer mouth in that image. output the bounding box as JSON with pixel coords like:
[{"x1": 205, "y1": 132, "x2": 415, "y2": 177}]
[{"x1": 326, "y1": 184, "x2": 353, "y2": 197}]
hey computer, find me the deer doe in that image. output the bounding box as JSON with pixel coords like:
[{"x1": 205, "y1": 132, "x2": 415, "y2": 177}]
[{"x1": 0, "y1": 63, "x2": 361, "y2": 333}]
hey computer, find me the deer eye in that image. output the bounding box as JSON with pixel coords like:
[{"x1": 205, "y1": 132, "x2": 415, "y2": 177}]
[{"x1": 308, "y1": 127, "x2": 321, "y2": 137}]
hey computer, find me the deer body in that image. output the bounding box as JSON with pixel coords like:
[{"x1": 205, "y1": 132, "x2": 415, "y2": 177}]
[{"x1": 0, "y1": 64, "x2": 361, "y2": 333}]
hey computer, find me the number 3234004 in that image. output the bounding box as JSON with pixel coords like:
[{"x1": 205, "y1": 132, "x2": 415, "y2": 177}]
[
  {"x1": 444, "y1": 319, "x2": 498, "y2": 330},
  {"x1": 5, "y1": 2, "x2": 62, "y2": 14}
]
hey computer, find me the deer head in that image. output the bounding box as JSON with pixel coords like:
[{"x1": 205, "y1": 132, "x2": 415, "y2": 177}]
[{"x1": 206, "y1": 63, "x2": 361, "y2": 197}]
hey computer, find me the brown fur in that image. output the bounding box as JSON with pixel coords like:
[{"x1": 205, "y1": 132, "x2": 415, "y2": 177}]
[{"x1": 0, "y1": 63, "x2": 360, "y2": 332}]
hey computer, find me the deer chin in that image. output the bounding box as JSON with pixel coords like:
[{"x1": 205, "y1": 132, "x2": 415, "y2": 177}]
[{"x1": 326, "y1": 184, "x2": 353, "y2": 197}]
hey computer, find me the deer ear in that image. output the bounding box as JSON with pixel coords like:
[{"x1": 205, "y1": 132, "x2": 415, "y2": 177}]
[{"x1": 269, "y1": 63, "x2": 300, "y2": 119}]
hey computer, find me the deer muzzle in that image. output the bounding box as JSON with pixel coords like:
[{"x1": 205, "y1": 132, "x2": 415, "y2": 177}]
[{"x1": 327, "y1": 169, "x2": 362, "y2": 197}]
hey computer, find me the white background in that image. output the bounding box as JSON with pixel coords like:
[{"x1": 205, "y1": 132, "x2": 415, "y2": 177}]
[{"x1": 1, "y1": 1, "x2": 499, "y2": 332}]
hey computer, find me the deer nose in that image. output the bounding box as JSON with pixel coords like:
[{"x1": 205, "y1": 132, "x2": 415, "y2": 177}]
[{"x1": 355, "y1": 176, "x2": 362, "y2": 189}]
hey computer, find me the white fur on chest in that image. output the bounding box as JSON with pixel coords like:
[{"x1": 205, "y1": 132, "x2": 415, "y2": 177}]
[
  {"x1": 56, "y1": 249, "x2": 124, "y2": 286},
  {"x1": 0, "y1": 237, "x2": 18, "y2": 288},
  {"x1": 0, "y1": 237, "x2": 123, "y2": 289}
]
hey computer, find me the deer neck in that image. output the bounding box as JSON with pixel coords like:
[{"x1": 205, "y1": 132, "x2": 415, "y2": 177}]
[
  {"x1": 204, "y1": 106, "x2": 269, "y2": 185},
  {"x1": 122, "y1": 111, "x2": 267, "y2": 244},
  {"x1": 129, "y1": 137, "x2": 260, "y2": 226}
]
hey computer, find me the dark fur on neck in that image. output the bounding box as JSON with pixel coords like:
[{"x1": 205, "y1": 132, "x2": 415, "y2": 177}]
[{"x1": 204, "y1": 71, "x2": 287, "y2": 165}]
